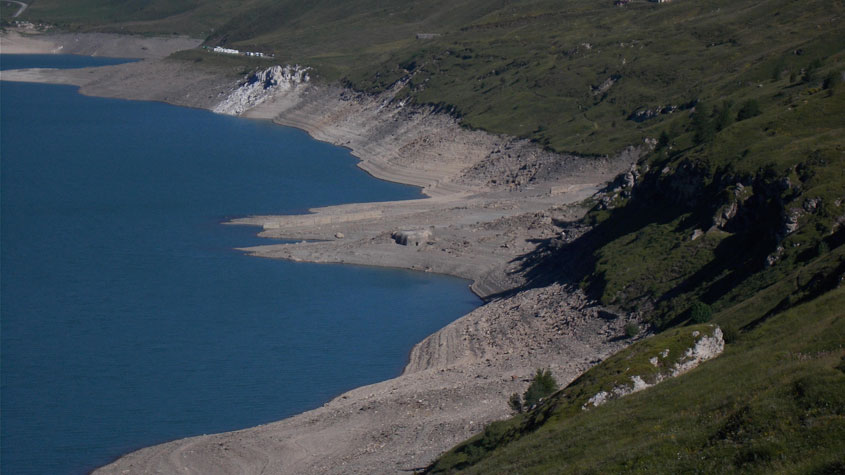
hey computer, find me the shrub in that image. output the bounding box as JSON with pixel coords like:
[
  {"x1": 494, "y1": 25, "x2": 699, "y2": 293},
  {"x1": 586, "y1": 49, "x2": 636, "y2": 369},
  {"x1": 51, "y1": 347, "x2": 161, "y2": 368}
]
[
  {"x1": 817, "y1": 240, "x2": 830, "y2": 256},
  {"x1": 523, "y1": 369, "x2": 558, "y2": 408},
  {"x1": 690, "y1": 301, "x2": 713, "y2": 323},
  {"x1": 657, "y1": 130, "x2": 670, "y2": 150},
  {"x1": 624, "y1": 322, "x2": 640, "y2": 338},
  {"x1": 692, "y1": 103, "x2": 715, "y2": 145},
  {"x1": 508, "y1": 392, "x2": 523, "y2": 413}
]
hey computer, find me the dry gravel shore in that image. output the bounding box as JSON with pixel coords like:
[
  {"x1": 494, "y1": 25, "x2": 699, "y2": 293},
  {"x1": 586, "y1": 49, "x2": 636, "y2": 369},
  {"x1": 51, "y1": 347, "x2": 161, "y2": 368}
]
[{"x1": 2, "y1": 30, "x2": 643, "y2": 474}]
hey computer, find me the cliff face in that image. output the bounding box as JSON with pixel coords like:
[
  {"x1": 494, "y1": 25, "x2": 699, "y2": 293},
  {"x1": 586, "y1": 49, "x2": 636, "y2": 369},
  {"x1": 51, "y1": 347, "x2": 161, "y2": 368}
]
[{"x1": 213, "y1": 65, "x2": 311, "y2": 116}]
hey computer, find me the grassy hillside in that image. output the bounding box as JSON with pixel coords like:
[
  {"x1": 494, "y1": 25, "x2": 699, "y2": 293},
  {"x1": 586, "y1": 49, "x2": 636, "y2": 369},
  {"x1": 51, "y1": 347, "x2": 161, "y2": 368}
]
[
  {"x1": 351, "y1": 0, "x2": 844, "y2": 155},
  {"x1": 429, "y1": 286, "x2": 845, "y2": 474},
  {"x1": 21, "y1": 0, "x2": 843, "y2": 156},
  {"x1": 572, "y1": 68, "x2": 845, "y2": 328},
  {"x1": 21, "y1": 0, "x2": 237, "y2": 36},
  {"x1": 20, "y1": 0, "x2": 507, "y2": 78},
  {"x1": 18, "y1": 0, "x2": 845, "y2": 471},
  {"x1": 424, "y1": 43, "x2": 844, "y2": 468}
]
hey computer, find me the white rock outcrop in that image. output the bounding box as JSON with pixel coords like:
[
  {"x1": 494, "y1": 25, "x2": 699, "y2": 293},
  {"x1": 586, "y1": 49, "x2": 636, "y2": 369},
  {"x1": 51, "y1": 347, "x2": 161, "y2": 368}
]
[
  {"x1": 213, "y1": 65, "x2": 310, "y2": 116},
  {"x1": 583, "y1": 326, "x2": 724, "y2": 409},
  {"x1": 670, "y1": 326, "x2": 725, "y2": 376}
]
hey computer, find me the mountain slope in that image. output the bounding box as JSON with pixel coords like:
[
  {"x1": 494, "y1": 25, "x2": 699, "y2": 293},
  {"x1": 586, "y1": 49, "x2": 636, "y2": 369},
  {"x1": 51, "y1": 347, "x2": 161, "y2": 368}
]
[
  {"x1": 429, "y1": 285, "x2": 844, "y2": 473},
  {"x1": 20, "y1": 1, "x2": 843, "y2": 155}
]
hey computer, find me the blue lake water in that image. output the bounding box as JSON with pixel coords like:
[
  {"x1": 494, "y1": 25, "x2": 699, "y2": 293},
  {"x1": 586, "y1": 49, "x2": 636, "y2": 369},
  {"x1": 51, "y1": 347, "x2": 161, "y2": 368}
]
[{"x1": 0, "y1": 55, "x2": 479, "y2": 474}]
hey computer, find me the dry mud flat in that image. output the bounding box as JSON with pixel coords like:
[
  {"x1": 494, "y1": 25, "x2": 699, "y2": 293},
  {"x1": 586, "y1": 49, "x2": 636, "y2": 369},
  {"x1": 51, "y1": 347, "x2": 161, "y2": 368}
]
[{"x1": 2, "y1": 30, "x2": 642, "y2": 474}]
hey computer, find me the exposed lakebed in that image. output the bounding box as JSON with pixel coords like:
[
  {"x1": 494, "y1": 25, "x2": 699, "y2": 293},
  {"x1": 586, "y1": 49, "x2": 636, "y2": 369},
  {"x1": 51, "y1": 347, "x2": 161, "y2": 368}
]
[{"x1": 0, "y1": 55, "x2": 479, "y2": 474}]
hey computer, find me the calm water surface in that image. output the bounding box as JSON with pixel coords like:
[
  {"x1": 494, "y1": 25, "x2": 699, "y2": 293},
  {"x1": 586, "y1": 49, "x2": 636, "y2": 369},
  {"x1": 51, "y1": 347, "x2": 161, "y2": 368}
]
[{"x1": 0, "y1": 55, "x2": 479, "y2": 474}]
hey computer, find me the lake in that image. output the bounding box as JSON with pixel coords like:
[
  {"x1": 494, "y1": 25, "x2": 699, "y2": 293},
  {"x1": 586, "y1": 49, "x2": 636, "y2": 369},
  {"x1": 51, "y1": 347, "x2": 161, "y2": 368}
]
[{"x1": 0, "y1": 55, "x2": 479, "y2": 474}]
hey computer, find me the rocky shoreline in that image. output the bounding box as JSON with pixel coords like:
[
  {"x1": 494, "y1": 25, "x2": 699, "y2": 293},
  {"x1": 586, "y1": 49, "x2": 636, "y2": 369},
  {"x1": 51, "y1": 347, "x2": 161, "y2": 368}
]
[{"x1": 2, "y1": 30, "x2": 643, "y2": 473}]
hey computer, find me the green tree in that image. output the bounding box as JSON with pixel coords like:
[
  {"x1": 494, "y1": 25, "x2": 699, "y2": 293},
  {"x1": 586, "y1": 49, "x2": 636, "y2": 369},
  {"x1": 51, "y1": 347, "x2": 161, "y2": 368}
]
[
  {"x1": 523, "y1": 368, "x2": 558, "y2": 408},
  {"x1": 690, "y1": 301, "x2": 713, "y2": 323},
  {"x1": 656, "y1": 130, "x2": 670, "y2": 150},
  {"x1": 508, "y1": 392, "x2": 523, "y2": 413},
  {"x1": 692, "y1": 103, "x2": 715, "y2": 145},
  {"x1": 624, "y1": 322, "x2": 640, "y2": 338}
]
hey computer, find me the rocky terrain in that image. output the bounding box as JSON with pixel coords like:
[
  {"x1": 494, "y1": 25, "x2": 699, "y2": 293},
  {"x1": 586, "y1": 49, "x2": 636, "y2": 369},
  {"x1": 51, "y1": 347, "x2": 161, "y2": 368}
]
[
  {"x1": 224, "y1": 65, "x2": 637, "y2": 297},
  {"x1": 3, "y1": 31, "x2": 644, "y2": 474}
]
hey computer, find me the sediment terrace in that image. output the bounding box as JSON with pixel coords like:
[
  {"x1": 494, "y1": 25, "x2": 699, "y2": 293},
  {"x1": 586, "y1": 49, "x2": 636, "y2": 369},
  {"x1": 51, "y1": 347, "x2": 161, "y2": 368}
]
[{"x1": 2, "y1": 29, "x2": 644, "y2": 474}]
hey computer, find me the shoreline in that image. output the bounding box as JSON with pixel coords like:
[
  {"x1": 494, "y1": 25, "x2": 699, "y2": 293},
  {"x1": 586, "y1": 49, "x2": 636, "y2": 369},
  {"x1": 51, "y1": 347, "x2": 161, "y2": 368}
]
[{"x1": 2, "y1": 30, "x2": 643, "y2": 473}]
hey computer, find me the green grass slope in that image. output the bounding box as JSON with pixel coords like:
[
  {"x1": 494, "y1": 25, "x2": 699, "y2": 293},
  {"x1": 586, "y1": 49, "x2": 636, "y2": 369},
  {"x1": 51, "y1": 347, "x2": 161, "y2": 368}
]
[
  {"x1": 346, "y1": 0, "x2": 845, "y2": 155},
  {"x1": 20, "y1": 0, "x2": 239, "y2": 36},
  {"x1": 429, "y1": 286, "x2": 844, "y2": 474},
  {"x1": 422, "y1": 11, "x2": 844, "y2": 466},
  {"x1": 20, "y1": 1, "x2": 843, "y2": 154}
]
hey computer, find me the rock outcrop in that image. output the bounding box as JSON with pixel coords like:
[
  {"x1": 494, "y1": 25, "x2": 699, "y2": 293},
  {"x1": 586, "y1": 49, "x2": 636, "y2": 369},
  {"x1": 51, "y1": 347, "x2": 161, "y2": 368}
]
[
  {"x1": 583, "y1": 325, "x2": 725, "y2": 409},
  {"x1": 214, "y1": 65, "x2": 310, "y2": 116}
]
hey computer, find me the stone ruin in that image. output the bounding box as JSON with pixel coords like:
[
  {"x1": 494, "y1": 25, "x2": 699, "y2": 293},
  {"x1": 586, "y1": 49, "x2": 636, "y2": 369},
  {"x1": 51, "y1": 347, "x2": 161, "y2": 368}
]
[{"x1": 391, "y1": 228, "x2": 434, "y2": 246}]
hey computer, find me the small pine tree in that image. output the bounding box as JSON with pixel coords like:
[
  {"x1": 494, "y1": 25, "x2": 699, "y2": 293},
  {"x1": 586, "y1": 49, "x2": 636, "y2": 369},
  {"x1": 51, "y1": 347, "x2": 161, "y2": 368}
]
[
  {"x1": 657, "y1": 130, "x2": 670, "y2": 150},
  {"x1": 690, "y1": 301, "x2": 713, "y2": 323},
  {"x1": 508, "y1": 392, "x2": 523, "y2": 413},
  {"x1": 817, "y1": 240, "x2": 830, "y2": 256},
  {"x1": 692, "y1": 103, "x2": 715, "y2": 145},
  {"x1": 523, "y1": 368, "x2": 558, "y2": 408}
]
